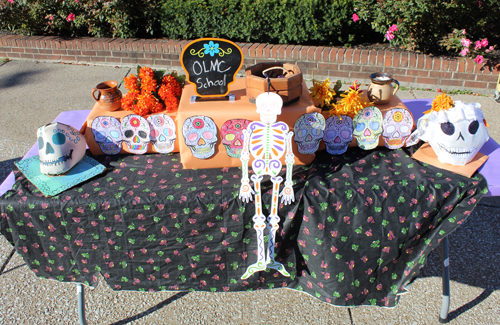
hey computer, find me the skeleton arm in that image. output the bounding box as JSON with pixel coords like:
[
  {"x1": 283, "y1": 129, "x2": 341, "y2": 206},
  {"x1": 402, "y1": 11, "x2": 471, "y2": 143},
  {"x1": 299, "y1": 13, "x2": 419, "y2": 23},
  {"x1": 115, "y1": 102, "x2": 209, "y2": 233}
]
[
  {"x1": 279, "y1": 131, "x2": 295, "y2": 205},
  {"x1": 239, "y1": 128, "x2": 254, "y2": 203}
]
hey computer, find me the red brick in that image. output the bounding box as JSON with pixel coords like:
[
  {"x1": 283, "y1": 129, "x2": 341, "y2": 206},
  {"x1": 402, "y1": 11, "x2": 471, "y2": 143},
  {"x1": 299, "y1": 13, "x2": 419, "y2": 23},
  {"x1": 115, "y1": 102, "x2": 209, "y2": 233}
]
[
  {"x1": 416, "y1": 54, "x2": 425, "y2": 69},
  {"x1": 67, "y1": 50, "x2": 81, "y2": 56},
  {"x1": 314, "y1": 46, "x2": 325, "y2": 61},
  {"x1": 122, "y1": 58, "x2": 139, "y2": 64},
  {"x1": 328, "y1": 70, "x2": 349, "y2": 78},
  {"x1": 408, "y1": 53, "x2": 417, "y2": 68},
  {"x1": 291, "y1": 45, "x2": 301, "y2": 60},
  {"x1": 307, "y1": 46, "x2": 316, "y2": 61},
  {"x1": 376, "y1": 50, "x2": 384, "y2": 66},
  {"x1": 439, "y1": 79, "x2": 463, "y2": 87},
  {"x1": 384, "y1": 52, "x2": 392, "y2": 67},
  {"x1": 383, "y1": 67, "x2": 406, "y2": 75},
  {"x1": 487, "y1": 82, "x2": 499, "y2": 89},
  {"x1": 112, "y1": 51, "x2": 128, "y2": 58},
  {"x1": 106, "y1": 57, "x2": 121, "y2": 63},
  {"x1": 339, "y1": 64, "x2": 360, "y2": 72},
  {"x1": 457, "y1": 60, "x2": 466, "y2": 73},
  {"x1": 361, "y1": 65, "x2": 377, "y2": 72},
  {"x1": 393, "y1": 75, "x2": 416, "y2": 83},
  {"x1": 33, "y1": 54, "x2": 47, "y2": 60},
  {"x1": 46, "y1": 55, "x2": 61, "y2": 61},
  {"x1": 463, "y1": 80, "x2": 488, "y2": 88},
  {"x1": 269, "y1": 44, "x2": 279, "y2": 58},
  {"x1": 285, "y1": 45, "x2": 294, "y2": 60},
  {"x1": 329, "y1": 48, "x2": 339, "y2": 62},
  {"x1": 96, "y1": 50, "x2": 111, "y2": 57},
  {"x1": 277, "y1": 44, "x2": 287, "y2": 60},
  {"x1": 128, "y1": 52, "x2": 144, "y2": 59},
  {"x1": 38, "y1": 49, "x2": 53, "y2": 55},
  {"x1": 308, "y1": 69, "x2": 327, "y2": 78},
  {"x1": 6, "y1": 52, "x2": 20, "y2": 58},
  {"x1": 240, "y1": 43, "x2": 251, "y2": 57},
  {"x1": 256, "y1": 43, "x2": 266, "y2": 57},
  {"x1": 243, "y1": 58, "x2": 256, "y2": 66},
  {"x1": 392, "y1": 52, "x2": 400, "y2": 67},
  {"x1": 441, "y1": 58, "x2": 450, "y2": 71},
  {"x1": 453, "y1": 72, "x2": 476, "y2": 81},
  {"x1": 336, "y1": 48, "x2": 346, "y2": 63},
  {"x1": 449, "y1": 59, "x2": 458, "y2": 71},
  {"x1": 137, "y1": 59, "x2": 155, "y2": 65},
  {"x1": 344, "y1": 48, "x2": 354, "y2": 64},
  {"x1": 263, "y1": 44, "x2": 273, "y2": 57},
  {"x1": 248, "y1": 43, "x2": 259, "y2": 57},
  {"x1": 153, "y1": 59, "x2": 172, "y2": 66},
  {"x1": 145, "y1": 53, "x2": 162, "y2": 60},
  {"x1": 318, "y1": 62, "x2": 338, "y2": 70},
  {"x1": 360, "y1": 50, "x2": 369, "y2": 65},
  {"x1": 476, "y1": 74, "x2": 499, "y2": 82},
  {"x1": 299, "y1": 46, "x2": 309, "y2": 60},
  {"x1": 298, "y1": 62, "x2": 317, "y2": 70},
  {"x1": 424, "y1": 56, "x2": 433, "y2": 70},
  {"x1": 53, "y1": 49, "x2": 66, "y2": 55},
  {"x1": 352, "y1": 49, "x2": 361, "y2": 64},
  {"x1": 61, "y1": 56, "x2": 76, "y2": 61},
  {"x1": 82, "y1": 50, "x2": 97, "y2": 56},
  {"x1": 407, "y1": 69, "x2": 429, "y2": 77},
  {"x1": 90, "y1": 56, "x2": 106, "y2": 62},
  {"x1": 75, "y1": 56, "x2": 92, "y2": 62},
  {"x1": 12, "y1": 48, "x2": 24, "y2": 53},
  {"x1": 350, "y1": 72, "x2": 370, "y2": 80},
  {"x1": 171, "y1": 60, "x2": 182, "y2": 68},
  {"x1": 416, "y1": 77, "x2": 438, "y2": 85},
  {"x1": 429, "y1": 71, "x2": 452, "y2": 79},
  {"x1": 368, "y1": 51, "x2": 377, "y2": 65}
]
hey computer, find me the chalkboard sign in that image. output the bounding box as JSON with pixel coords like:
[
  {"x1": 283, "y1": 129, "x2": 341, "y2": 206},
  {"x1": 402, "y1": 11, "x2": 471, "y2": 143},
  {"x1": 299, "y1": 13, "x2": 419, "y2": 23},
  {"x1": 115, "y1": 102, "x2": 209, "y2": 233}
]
[{"x1": 181, "y1": 38, "x2": 243, "y2": 97}]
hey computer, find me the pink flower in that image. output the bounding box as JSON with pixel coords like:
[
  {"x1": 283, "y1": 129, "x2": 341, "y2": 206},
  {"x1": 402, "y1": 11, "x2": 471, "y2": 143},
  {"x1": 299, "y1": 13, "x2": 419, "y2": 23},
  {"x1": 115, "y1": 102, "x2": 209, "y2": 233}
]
[
  {"x1": 481, "y1": 39, "x2": 488, "y2": 47},
  {"x1": 474, "y1": 40, "x2": 482, "y2": 50},
  {"x1": 385, "y1": 31, "x2": 395, "y2": 41},
  {"x1": 459, "y1": 48, "x2": 469, "y2": 56},
  {"x1": 388, "y1": 24, "x2": 398, "y2": 33},
  {"x1": 474, "y1": 55, "x2": 484, "y2": 65},
  {"x1": 461, "y1": 29, "x2": 466, "y2": 35},
  {"x1": 352, "y1": 13, "x2": 359, "y2": 22},
  {"x1": 8, "y1": 0, "x2": 13, "y2": 3},
  {"x1": 489, "y1": 46, "x2": 495, "y2": 51},
  {"x1": 461, "y1": 38, "x2": 471, "y2": 47},
  {"x1": 67, "y1": 13, "x2": 75, "y2": 22}
]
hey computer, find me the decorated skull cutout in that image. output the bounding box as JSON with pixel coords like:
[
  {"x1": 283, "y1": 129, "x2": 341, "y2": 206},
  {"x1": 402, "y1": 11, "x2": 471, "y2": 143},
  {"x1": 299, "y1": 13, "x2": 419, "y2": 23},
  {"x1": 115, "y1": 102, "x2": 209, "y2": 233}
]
[
  {"x1": 147, "y1": 114, "x2": 176, "y2": 154},
  {"x1": 91, "y1": 116, "x2": 122, "y2": 155},
  {"x1": 182, "y1": 115, "x2": 218, "y2": 159},
  {"x1": 353, "y1": 106, "x2": 383, "y2": 150},
  {"x1": 323, "y1": 115, "x2": 353, "y2": 155},
  {"x1": 382, "y1": 108, "x2": 414, "y2": 149},
  {"x1": 121, "y1": 114, "x2": 150, "y2": 154},
  {"x1": 221, "y1": 119, "x2": 251, "y2": 158},
  {"x1": 410, "y1": 101, "x2": 489, "y2": 166},
  {"x1": 256, "y1": 92, "x2": 283, "y2": 123},
  {"x1": 293, "y1": 112, "x2": 325, "y2": 155},
  {"x1": 37, "y1": 122, "x2": 86, "y2": 175}
]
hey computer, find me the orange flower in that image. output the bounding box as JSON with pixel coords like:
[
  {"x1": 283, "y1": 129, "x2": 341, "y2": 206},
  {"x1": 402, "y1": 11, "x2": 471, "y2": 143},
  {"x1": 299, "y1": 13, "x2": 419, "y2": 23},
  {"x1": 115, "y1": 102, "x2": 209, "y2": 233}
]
[
  {"x1": 424, "y1": 93, "x2": 454, "y2": 114},
  {"x1": 329, "y1": 82, "x2": 373, "y2": 118},
  {"x1": 124, "y1": 74, "x2": 139, "y2": 91}
]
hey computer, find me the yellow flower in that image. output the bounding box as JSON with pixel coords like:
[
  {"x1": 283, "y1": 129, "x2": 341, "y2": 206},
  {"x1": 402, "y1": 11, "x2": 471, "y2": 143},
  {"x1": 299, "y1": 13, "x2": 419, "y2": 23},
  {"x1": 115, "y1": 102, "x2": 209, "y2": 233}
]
[
  {"x1": 329, "y1": 82, "x2": 373, "y2": 118},
  {"x1": 424, "y1": 93, "x2": 454, "y2": 114},
  {"x1": 309, "y1": 78, "x2": 336, "y2": 108},
  {"x1": 393, "y1": 111, "x2": 403, "y2": 122}
]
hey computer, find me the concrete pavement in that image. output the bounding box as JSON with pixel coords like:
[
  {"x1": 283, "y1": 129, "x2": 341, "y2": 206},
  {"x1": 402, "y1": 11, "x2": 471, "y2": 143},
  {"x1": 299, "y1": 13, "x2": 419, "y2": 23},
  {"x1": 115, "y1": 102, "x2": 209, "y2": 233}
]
[{"x1": 0, "y1": 60, "x2": 499, "y2": 324}]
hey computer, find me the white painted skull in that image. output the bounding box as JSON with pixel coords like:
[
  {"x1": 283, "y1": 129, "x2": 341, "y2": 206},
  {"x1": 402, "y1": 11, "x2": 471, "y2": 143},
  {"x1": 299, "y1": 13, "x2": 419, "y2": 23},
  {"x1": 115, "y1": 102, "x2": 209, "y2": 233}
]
[
  {"x1": 323, "y1": 115, "x2": 353, "y2": 155},
  {"x1": 91, "y1": 116, "x2": 122, "y2": 155},
  {"x1": 293, "y1": 112, "x2": 325, "y2": 154},
  {"x1": 221, "y1": 119, "x2": 251, "y2": 158},
  {"x1": 120, "y1": 114, "x2": 150, "y2": 154},
  {"x1": 147, "y1": 114, "x2": 176, "y2": 154},
  {"x1": 353, "y1": 106, "x2": 383, "y2": 150},
  {"x1": 382, "y1": 108, "x2": 414, "y2": 149},
  {"x1": 409, "y1": 101, "x2": 489, "y2": 166},
  {"x1": 37, "y1": 122, "x2": 86, "y2": 175},
  {"x1": 256, "y1": 92, "x2": 283, "y2": 123},
  {"x1": 182, "y1": 115, "x2": 218, "y2": 159}
]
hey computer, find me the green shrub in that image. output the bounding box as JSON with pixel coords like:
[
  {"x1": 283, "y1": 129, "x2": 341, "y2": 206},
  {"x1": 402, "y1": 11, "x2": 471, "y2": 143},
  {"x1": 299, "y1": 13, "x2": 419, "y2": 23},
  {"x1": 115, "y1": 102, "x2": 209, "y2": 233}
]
[{"x1": 354, "y1": 0, "x2": 500, "y2": 54}]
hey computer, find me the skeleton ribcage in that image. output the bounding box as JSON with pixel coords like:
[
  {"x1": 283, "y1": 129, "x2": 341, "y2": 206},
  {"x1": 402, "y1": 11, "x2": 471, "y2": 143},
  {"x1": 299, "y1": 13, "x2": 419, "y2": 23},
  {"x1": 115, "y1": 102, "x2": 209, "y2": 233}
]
[{"x1": 248, "y1": 122, "x2": 288, "y2": 176}]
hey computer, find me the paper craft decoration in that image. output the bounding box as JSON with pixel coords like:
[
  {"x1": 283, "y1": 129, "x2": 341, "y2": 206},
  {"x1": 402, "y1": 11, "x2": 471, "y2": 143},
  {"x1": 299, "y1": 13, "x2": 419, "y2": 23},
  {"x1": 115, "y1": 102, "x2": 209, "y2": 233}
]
[
  {"x1": 353, "y1": 106, "x2": 383, "y2": 150},
  {"x1": 182, "y1": 115, "x2": 218, "y2": 159},
  {"x1": 382, "y1": 108, "x2": 414, "y2": 149},
  {"x1": 15, "y1": 155, "x2": 106, "y2": 197},
  {"x1": 239, "y1": 92, "x2": 294, "y2": 279},
  {"x1": 407, "y1": 101, "x2": 489, "y2": 166},
  {"x1": 323, "y1": 115, "x2": 353, "y2": 155},
  {"x1": 293, "y1": 112, "x2": 326, "y2": 154},
  {"x1": 221, "y1": 119, "x2": 251, "y2": 158},
  {"x1": 180, "y1": 38, "x2": 243, "y2": 97},
  {"x1": 37, "y1": 122, "x2": 87, "y2": 175},
  {"x1": 121, "y1": 115, "x2": 151, "y2": 154},
  {"x1": 91, "y1": 116, "x2": 122, "y2": 155},
  {"x1": 147, "y1": 114, "x2": 177, "y2": 153}
]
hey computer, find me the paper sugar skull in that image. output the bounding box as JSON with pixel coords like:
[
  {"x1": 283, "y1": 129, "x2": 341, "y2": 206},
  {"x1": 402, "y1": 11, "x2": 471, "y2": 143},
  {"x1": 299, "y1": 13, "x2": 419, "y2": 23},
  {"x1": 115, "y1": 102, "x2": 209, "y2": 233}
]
[
  {"x1": 182, "y1": 115, "x2": 218, "y2": 159},
  {"x1": 323, "y1": 115, "x2": 353, "y2": 155},
  {"x1": 37, "y1": 122, "x2": 86, "y2": 175},
  {"x1": 91, "y1": 116, "x2": 122, "y2": 155},
  {"x1": 147, "y1": 114, "x2": 176, "y2": 154},
  {"x1": 121, "y1": 115, "x2": 150, "y2": 154},
  {"x1": 409, "y1": 101, "x2": 489, "y2": 166},
  {"x1": 255, "y1": 92, "x2": 283, "y2": 123},
  {"x1": 221, "y1": 119, "x2": 251, "y2": 158},
  {"x1": 353, "y1": 106, "x2": 383, "y2": 150},
  {"x1": 293, "y1": 112, "x2": 325, "y2": 154},
  {"x1": 382, "y1": 108, "x2": 414, "y2": 149}
]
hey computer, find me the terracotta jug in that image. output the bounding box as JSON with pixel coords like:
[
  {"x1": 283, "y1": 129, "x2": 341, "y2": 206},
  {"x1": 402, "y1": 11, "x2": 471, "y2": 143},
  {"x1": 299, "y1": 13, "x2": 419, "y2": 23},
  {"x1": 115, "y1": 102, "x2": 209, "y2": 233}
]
[
  {"x1": 91, "y1": 80, "x2": 122, "y2": 111},
  {"x1": 367, "y1": 72, "x2": 400, "y2": 105}
]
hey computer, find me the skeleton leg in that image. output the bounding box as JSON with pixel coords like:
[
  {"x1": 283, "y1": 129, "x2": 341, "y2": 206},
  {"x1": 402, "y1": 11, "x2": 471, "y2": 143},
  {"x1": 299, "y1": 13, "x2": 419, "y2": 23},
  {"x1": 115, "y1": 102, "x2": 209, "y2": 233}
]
[
  {"x1": 266, "y1": 175, "x2": 290, "y2": 277},
  {"x1": 241, "y1": 174, "x2": 267, "y2": 279}
]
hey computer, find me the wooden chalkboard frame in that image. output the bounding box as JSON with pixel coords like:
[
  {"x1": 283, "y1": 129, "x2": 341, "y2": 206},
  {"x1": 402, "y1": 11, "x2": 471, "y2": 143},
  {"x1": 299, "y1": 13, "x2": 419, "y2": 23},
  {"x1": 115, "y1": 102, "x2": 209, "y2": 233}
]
[{"x1": 180, "y1": 38, "x2": 243, "y2": 98}]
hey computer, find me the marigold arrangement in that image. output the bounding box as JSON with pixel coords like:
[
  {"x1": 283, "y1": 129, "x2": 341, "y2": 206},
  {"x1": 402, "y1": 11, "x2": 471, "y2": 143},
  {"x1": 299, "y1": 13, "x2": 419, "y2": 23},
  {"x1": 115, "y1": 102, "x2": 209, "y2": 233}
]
[
  {"x1": 309, "y1": 78, "x2": 342, "y2": 110},
  {"x1": 424, "y1": 93, "x2": 454, "y2": 114},
  {"x1": 329, "y1": 81, "x2": 373, "y2": 118},
  {"x1": 121, "y1": 66, "x2": 185, "y2": 116}
]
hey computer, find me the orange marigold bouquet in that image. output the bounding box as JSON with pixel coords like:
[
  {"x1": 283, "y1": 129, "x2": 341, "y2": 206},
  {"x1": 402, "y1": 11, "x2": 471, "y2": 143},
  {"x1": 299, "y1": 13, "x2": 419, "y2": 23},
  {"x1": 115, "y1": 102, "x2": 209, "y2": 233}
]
[{"x1": 121, "y1": 66, "x2": 185, "y2": 116}]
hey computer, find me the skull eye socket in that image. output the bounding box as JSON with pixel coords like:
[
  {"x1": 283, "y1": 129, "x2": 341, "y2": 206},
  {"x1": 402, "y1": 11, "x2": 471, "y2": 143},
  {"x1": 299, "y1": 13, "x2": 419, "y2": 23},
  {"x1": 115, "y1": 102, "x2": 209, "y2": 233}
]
[
  {"x1": 311, "y1": 128, "x2": 322, "y2": 136},
  {"x1": 325, "y1": 130, "x2": 336, "y2": 138},
  {"x1": 370, "y1": 122, "x2": 380, "y2": 130},
  {"x1": 355, "y1": 123, "x2": 365, "y2": 132},
  {"x1": 340, "y1": 130, "x2": 351, "y2": 139},
  {"x1": 385, "y1": 125, "x2": 396, "y2": 134},
  {"x1": 52, "y1": 132, "x2": 66, "y2": 145},
  {"x1": 163, "y1": 129, "x2": 174, "y2": 137},
  {"x1": 95, "y1": 131, "x2": 106, "y2": 140},
  {"x1": 298, "y1": 129, "x2": 308, "y2": 138},
  {"x1": 203, "y1": 131, "x2": 214, "y2": 140},
  {"x1": 440, "y1": 122, "x2": 455, "y2": 135},
  {"x1": 38, "y1": 137, "x2": 44, "y2": 150},
  {"x1": 225, "y1": 134, "x2": 236, "y2": 141},
  {"x1": 124, "y1": 130, "x2": 134, "y2": 138},
  {"x1": 468, "y1": 120, "x2": 479, "y2": 135},
  {"x1": 400, "y1": 125, "x2": 410, "y2": 133},
  {"x1": 138, "y1": 131, "x2": 148, "y2": 139}
]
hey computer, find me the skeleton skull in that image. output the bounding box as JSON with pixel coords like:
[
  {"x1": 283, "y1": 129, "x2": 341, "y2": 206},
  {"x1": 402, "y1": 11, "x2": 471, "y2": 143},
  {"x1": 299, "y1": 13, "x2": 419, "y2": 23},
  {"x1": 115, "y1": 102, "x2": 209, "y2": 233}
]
[
  {"x1": 121, "y1": 115, "x2": 150, "y2": 154},
  {"x1": 353, "y1": 106, "x2": 383, "y2": 150},
  {"x1": 221, "y1": 119, "x2": 251, "y2": 158},
  {"x1": 410, "y1": 101, "x2": 489, "y2": 166},
  {"x1": 182, "y1": 115, "x2": 218, "y2": 159},
  {"x1": 37, "y1": 122, "x2": 86, "y2": 175},
  {"x1": 293, "y1": 112, "x2": 325, "y2": 154},
  {"x1": 382, "y1": 108, "x2": 414, "y2": 149},
  {"x1": 147, "y1": 114, "x2": 176, "y2": 154},
  {"x1": 91, "y1": 116, "x2": 122, "y2": 155},
  {"x1": 256, "y1": 92, "x2": 283, "y2": 123},
  {"x1": 323, "y1": 115, "x2": 353, "y2": 155}
]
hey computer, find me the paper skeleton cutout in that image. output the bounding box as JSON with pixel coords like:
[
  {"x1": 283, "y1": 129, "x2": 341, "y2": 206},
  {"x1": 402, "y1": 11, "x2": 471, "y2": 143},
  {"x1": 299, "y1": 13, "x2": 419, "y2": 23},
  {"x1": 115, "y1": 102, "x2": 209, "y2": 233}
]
[
  {"x1": 121, "y1": 115, "x2": 151, "y2": 154},
  {"x1": 221, "y1": 119, "x2": 251, "y2": 158},
  {"x1": 182, "y1": 115, "x2": 218, "y2": 159},
  {"x1": 353, "y1": 106, "x2": 383, "y2": 150},
  {"x1": 382, "y1": 108, "x2": 414, "y2": 149},
  {"x1": 239, "y1": 92, "x2": 294, "y2": 279},
  {"x1": 37, "y1": 122, "x2": 86, "y2": 175},
  {"x1": 91, "y1": 116, "x2": 122, "y2": 155},
  {"x1": 293, "y1": 112, "x2": 326, "y2": 154},
  {"x1": 323, "y1": 115, "x2": 353, "y2": 155},
  {"x1": 147, "y1": 114, "x2": 176, "y2": 153},
  {"x1": 407, "y1": 101, "x2": 489, "y2": 166}
]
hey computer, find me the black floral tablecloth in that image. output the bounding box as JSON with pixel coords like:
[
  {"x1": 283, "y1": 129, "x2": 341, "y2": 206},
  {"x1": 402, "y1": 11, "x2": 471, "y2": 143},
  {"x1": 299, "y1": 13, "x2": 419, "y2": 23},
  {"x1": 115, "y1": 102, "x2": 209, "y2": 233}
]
[{"x1": 0, "y1": 146, "x2": 487, "y2": 307}]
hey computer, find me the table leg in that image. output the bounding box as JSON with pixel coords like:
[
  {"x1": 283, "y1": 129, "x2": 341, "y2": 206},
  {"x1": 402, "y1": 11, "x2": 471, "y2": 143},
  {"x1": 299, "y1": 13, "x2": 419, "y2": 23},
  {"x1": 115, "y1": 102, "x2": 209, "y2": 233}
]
[
  {"x1": 437, "y1": 237, "x2": 450, "y2": 323},
  {"x1": 77, "y1": 284, "x2": 87, "y2": 325}
]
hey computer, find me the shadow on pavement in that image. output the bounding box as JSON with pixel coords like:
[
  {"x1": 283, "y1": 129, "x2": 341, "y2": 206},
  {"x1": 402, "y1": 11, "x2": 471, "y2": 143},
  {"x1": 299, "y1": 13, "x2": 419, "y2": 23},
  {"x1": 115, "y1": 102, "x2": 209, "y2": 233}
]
[{"x1": 0, "y1": 69, "x2": 45, "y2": 89}]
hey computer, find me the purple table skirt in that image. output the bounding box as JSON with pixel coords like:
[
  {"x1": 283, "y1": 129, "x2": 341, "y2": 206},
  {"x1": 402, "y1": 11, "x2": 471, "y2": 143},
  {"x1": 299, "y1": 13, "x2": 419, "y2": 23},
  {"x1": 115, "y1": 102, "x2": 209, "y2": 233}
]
[{"x1": 1, "y1": 100, "x2": 499, "y2": 196}]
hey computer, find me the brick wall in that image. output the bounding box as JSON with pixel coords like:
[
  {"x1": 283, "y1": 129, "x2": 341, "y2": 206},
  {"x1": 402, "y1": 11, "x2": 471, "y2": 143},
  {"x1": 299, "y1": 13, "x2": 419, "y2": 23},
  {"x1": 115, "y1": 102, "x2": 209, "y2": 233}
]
[{"x1": 1, "y1": 35, "x2": 499, "y2": 95}]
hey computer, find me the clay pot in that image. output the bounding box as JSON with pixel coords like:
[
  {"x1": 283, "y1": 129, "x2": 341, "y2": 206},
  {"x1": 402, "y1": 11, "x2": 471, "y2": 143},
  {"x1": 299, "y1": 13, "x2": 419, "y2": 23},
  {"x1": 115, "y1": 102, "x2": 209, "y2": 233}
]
[
  {"x1": 367, "y1": 72, "x2": 399, "y2": 105},
  {"x1": 91, "y1": 80, "x2": 122, "y2": 111}
]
